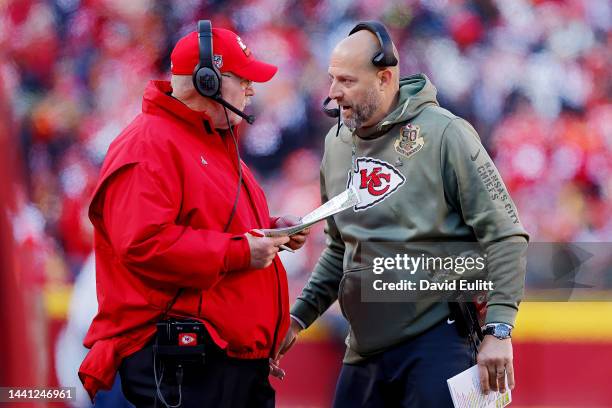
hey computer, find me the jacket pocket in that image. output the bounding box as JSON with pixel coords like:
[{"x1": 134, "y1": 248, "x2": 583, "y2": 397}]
[
  {"x1": 338, "y1": 266, "x2": 370, "y2": 323},
  {"x1": 337, "y1": 265, "x2": 424, "y2": 355}
]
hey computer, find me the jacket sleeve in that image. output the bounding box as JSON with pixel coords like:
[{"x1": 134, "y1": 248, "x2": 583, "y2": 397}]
[
  {"x1": 290, "y1": 158, "x2": 345, "y2": 328},
  {"x1": 101, "y1": 162, "x2": 251, "y2": 290},
  {"x1": 441, "y1": 118, "x2": 529, "y2": 326}
]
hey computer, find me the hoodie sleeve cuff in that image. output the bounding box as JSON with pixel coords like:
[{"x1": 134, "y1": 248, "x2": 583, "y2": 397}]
[
  {"x1": 485, "y1": 304, "x2": 518, "y2": 326},
  {"x1": 290, "y1": 299, "x2": 320, "y2": 329},
  {"x1": 225, "y1": 235, "x2": 251, "y2": 272},
  {"x1": 290, "y1": 314, "x2": 307, "y2": 330}
]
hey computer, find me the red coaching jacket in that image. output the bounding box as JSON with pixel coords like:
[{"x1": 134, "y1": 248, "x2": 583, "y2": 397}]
[{"x1": 78, "y1": 80, "x2": 290, "y2": 399}]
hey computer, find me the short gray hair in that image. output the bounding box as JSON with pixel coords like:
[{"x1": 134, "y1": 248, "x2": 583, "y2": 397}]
[{"x1": 170, "y1": 75, "x2": 196, "y2": 99}]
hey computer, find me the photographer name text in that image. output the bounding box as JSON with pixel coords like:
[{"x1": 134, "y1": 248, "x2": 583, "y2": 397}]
[{"x1": 372, "y1": 279, "x2": 494, "y2": 291}]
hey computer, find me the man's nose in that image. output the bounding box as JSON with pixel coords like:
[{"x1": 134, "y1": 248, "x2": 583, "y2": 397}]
[{"x1": 328, "y1": 81, "x2": 342, "y2": 101}]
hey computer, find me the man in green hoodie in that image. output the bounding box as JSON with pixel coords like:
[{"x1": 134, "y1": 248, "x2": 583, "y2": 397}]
[{"x1": 276, "y1": 22, "x2": 529, "y2": 407}]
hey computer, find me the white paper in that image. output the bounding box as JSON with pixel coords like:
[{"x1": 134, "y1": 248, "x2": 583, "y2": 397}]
[
  {"x1": 261, "y1": 187, "x2": 360, "y2": 237},
  {"x1": 447, "y1": 365, "x2": 512, "y2": 408}
]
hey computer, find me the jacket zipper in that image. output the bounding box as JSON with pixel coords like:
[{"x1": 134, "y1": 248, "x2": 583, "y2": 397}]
[
  {"x1": 268, "y1": 258, "x2": 283, "y2": 359},
  {"x1": 218, "y1": 128, "x2": 282, "y2": 358}
]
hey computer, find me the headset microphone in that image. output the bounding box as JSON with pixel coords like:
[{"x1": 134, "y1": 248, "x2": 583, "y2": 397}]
[
  {"x1": 193, "y1": 20, "x2": 255, "y2": 125},
  {"x1": 214, "y1": 96, "x2": 255, "y2": 124},
  {"x1": 322, "y1": 96, "x2": 340, "y2": 118},
  {"x1": 322, "y1": 96, "x2": 343, "y2": 137}
]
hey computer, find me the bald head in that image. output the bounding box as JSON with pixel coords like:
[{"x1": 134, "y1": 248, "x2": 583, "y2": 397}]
[
  {"x1": 332, "y1": 30, "x2": 400, "y2": 80},
  {"x1": 333, "y1": 30, "x2": 379, "y2": 70},
  {"x1": 327, "y1": 29, "x2": 400, "y2": 131}
]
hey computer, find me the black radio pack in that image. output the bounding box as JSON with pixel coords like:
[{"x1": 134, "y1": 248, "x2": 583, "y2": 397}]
[
  {"x1": 449, "y1": 299, "x2": 485, "y2": 363},
  {"x1": 154, "y1": 318, "x2": 207, "y2": 363}
]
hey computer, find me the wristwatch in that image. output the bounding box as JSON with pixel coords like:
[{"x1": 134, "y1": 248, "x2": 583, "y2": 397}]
[{"x1": 482, "y1": 323, "x2": 513, "y2": 340}]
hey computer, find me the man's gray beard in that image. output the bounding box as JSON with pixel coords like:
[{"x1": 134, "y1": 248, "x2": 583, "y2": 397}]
[{"x1": 342, "y1": 88, "x2": 380, "y2": 130}]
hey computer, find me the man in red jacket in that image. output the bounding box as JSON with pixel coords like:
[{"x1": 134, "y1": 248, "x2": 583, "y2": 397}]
[{"x1": 78, "y1": 22, "x2": 307, "y2": 408}]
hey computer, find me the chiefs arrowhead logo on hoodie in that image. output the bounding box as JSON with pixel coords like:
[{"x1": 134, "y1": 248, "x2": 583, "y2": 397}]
[{"x1": 348, "y1": 157, "x2": 405, "y2": 211}]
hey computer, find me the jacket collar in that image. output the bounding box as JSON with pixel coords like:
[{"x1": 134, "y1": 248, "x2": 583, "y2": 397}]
[{"x1": 142, "y1": 80, "x2": 216, "y2": 133}]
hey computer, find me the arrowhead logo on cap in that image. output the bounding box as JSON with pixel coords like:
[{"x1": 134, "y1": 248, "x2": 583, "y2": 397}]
[
  {"x1": 236, "y1": 36, "x2": 251, "y2": 57},
  {"x1": 213, "y1": 54, "x2": 223, "y2": 69}
]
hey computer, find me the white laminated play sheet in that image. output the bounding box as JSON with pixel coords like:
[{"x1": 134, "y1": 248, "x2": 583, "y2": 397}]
[
  {"x1": 447, "y1": 364, "x2": 512, "y2": 408},
  {"x1": 261, "y1": 186, "x2": 360, "y2": 237}
]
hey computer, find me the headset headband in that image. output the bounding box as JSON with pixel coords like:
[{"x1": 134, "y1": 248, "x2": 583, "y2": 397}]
[
  {"x1": 349, "y1": 21, "x2": 398, "y2": 67},
  {"x1": 197, "y1": 20, "x2": 214, "y2": 71}
]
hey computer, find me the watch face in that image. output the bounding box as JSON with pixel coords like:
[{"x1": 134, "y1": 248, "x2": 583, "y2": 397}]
[
  {"x1": 485, "y1": 324, "x2": 512, "y2": 339},
  {"x1": 497, "y1": 325, "x2": 511, "y2": 337}
]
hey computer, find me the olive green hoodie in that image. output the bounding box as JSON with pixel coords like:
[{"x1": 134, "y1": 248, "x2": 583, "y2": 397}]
[{"x1": 291, "y1": 74, "x2": 529, "y2": 363}]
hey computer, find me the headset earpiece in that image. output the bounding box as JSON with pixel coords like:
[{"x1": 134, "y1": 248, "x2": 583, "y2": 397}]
[
  {"x1": 193, "y1": 20, "x2": 222, "y2": 98},
  {"x1": 194, "y1": 66, "x2": 220, "y2": 97},
  {"x1": 348, "y1": 21, "x2": 398, "y2": 68}
]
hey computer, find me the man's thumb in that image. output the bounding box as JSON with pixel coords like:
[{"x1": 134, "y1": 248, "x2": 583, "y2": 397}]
[{"x1": 272, "y1": 235, "x2": 291, "y2": 245}]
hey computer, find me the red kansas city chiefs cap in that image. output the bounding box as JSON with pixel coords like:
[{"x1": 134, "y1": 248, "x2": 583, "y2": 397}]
[{"x1": 170, "y1": 28, "x2": 278, "y2": 83}]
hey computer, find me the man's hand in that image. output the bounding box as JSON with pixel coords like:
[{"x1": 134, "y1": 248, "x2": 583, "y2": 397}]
[
  {"x1": 477, "y1": 336, "x2": 515, "y2": 395},
  {"x1": 245, "y1": 233, "x2": 290, "y2": 269},
  {"x1": 274, "y1": 215, "x2": 310, "y2": 251},
  {"x1": 275, "y1": 317, "x2": 302, "y2": 361},
  {"x1": 269, "y1": 318, "x2": 302, "y2": 380},
  {"x1": 269, "y1": 358, "x2": 286, "y2": 380}
]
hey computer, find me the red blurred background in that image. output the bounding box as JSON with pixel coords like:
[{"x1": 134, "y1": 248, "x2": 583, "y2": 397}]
[{"x1": 1, "y1": 0, "x2": 611, "y2": 406}]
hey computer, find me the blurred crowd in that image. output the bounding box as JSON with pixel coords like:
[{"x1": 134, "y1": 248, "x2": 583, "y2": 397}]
[{"x1": 1, "y1": 0, "x2": 610, "y2": 403}]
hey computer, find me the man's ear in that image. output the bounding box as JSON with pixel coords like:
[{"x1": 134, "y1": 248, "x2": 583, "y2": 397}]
[{"x1": 377, "y1": 69, "x2": 392, "y2": 90}]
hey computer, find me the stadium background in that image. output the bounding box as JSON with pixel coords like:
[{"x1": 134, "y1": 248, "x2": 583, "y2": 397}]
[{"x1": 0, "y1": 0, "x2": 611, "y2": 406}]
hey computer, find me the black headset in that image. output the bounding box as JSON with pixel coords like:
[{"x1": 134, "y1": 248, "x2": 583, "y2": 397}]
[
  {"x1": 350, "y1": 21, "x2": 398, "y2": 67},
  {"x1": 322, "y1": 21, "x2": 398, "y2": 119},
  {"x1": 193, "y1": 20, "x2": 221, "y2": 98},
  {"x1": 192, "y1": 20, "x2": 255, "y2": 124}
]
